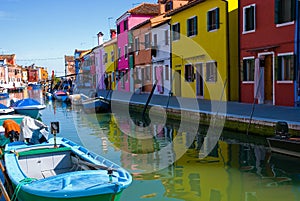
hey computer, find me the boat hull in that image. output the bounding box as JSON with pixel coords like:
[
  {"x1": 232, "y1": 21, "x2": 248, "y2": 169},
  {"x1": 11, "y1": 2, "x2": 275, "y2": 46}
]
[
  {"x1": 82, "y1": 98, "x2": 110, "y2": 113},
  {"x1": 4, "y1": 137, "x2": 132, "y2": 201},
  {"x1": 267, "y1": 137, "x2": 300, "y2": 158}
]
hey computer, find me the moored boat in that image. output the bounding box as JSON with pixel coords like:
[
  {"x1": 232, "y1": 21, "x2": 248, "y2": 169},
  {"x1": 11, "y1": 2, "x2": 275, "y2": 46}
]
[
  {"x1": 0, "y1": 87, "x2": 9, "y2": 100},
  {"x1": 82, "y1": 96, "x2": 110, "y2": 113},
  {"x1": 0, "y1": 104, "x2": 14, "y2": 115},
  {"x1": 53, "y1": 90, "x2": 69, "y2": 102},
  {"x1": 266, "y1": 121, "x2": 300, "y2": 158},
  {"x1": 4, "y1": 137, "x2": 132, "y2": 201},
  {"x1": 10, "y1": 98, "x2": 46, "y2": 119}
]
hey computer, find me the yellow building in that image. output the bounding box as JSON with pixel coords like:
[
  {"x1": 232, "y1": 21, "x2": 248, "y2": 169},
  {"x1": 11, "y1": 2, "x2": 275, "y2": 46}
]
[
  {"x1": 103, "y1": 30, "x2": 118, "y2": 90},
  {"x1": 167, "y1": 0, "x2": 238, "y2": 101}
]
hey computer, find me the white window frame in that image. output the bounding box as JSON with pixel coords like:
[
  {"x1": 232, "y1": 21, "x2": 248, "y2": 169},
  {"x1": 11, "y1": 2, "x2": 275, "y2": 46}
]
[
  {"x1": 242, "y1": 56, "x2": 255, "y2": 84},
  {"x1": 243, "y1": 4, "x2": 256, "y2": 34},
  {"x1": 277, "y1": 52, "x2": 294, "y2": 83}
]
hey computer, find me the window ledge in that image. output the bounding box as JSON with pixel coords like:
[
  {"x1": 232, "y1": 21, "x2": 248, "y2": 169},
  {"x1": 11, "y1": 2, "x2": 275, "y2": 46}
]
[
  {"x1": 242, "y1": 30, "x2": 255, "y2": 34},
  {"x1": 276, "y1": 21, "x2": 294, "y2": 27},
  {"x1": 276, "y1": 80, "x2": 293, "y2": 84},
  {"x1": 242, "y1": 81, "x2": 254, "y2": 84}
]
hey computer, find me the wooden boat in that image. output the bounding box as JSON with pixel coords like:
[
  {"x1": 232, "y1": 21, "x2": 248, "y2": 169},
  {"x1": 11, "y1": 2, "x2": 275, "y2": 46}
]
[
  {"x1": 0, "y1": 104, "x2": 14, "y2": 115},
  {"x1": 53, "y1": 90, "x2": 69, "y2": 102},
  {"x1": 266, "y1": 121, "x2": 300, "y2": 158},
  {"x1": 82, "y1": 96, "x2": 110, "y2": 113},
  {"x1": 4, "y1": 137, "x2": 132, "y2": 201},
  {"x1": 10, "y1": 98, "x2": 46, "y2": 119}
]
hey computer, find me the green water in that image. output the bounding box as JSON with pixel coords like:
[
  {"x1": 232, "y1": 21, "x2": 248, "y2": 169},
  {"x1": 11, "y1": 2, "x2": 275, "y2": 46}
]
[{"x1": 4, "y1": 90, "x2": 300, "y2": 201}]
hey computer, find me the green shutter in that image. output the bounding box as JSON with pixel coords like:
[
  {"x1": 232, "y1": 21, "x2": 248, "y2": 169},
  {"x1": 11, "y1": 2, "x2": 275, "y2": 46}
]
[
  {"x1": 291, "y1": 0, "x2": 296, "y2": 21},
  {"x1": 207, "y1": 11, "x2": 210, "y2": 31},
  {"x1": 274, "y1": 0, "x2": 279, "y2": 24},
  {"x1": 216, "y1": 8, "x2": 220, "y2": 29},
  {"x1": 276, "y1": 56, "x2": 282, "y2": 81},
  {"x1": 195, "y1": 16, "x2": 198, "y2": 35},
  {"x1": 243, "y1": 60, "x2": 247, "y2": 81},
  {"x1": 187, "y1": 19, "x2": 190, "y2": 36}
]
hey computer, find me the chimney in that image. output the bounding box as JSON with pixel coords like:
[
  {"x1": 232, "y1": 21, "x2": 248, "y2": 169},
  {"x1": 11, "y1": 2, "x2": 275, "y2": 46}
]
[
  {"x1": 97, "y1": 32, "x2": 104, "y2": 45},
  {"x1": 110, "y1": 29, "x2": 116, "y2": 39}
]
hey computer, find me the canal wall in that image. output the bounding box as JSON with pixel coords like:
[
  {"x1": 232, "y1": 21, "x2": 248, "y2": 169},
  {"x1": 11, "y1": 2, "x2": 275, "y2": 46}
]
[{"x1": 107, "y1": 92, "x2": 300, "y2": 137}]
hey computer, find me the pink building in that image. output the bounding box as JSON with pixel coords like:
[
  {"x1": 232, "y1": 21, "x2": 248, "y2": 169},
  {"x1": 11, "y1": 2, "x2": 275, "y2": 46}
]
[{"x1": 116, "y1": 3, "x2": 159, "y2": 92}]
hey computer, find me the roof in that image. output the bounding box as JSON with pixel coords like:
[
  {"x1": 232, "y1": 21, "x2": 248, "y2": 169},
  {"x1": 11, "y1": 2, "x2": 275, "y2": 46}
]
[
  {"x1": 150, "y1": 14, "x2": 171, "y2": 28},
  {"x1": 0, "y1": 54, "x2": 16, "y2": 61},
  {"x1": 128, "y1": 3, "x2": 160, "y2": 15},
  {"x1": 64, "y1": 55, "x2": 74, "y2": 62},
  {"x1": 165, "y1": 0, "x2": 206, "y2": 16}
]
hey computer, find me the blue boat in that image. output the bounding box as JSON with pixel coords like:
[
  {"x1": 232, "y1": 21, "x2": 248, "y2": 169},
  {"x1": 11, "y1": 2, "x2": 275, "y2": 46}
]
[
  {"x1": 0, "y1": 87, "x2": 9, "y2": 100},
  {"x1": 28, "y1": 83, "x2": 41, "y2": 90},
  {"x1": 10, "y1": 98, "x2": 46, "y2": 119},
  {"x1": 82, "y1": 96, "x2": 110, "y2": 113},
  {"x1": 0, "y1": 104, "x2": 14, "y2": 115},
  {"x1": 4, "y1": 137, "x2": 132, "y2": 201},
  {"x1": 53, "y1": 90, "x2": 69, "y2": 102}
]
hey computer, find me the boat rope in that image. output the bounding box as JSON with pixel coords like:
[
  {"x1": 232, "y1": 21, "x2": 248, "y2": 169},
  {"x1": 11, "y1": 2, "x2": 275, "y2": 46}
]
[{"x1": 11, "y1": 178, "x2": 37, "y2": 201}]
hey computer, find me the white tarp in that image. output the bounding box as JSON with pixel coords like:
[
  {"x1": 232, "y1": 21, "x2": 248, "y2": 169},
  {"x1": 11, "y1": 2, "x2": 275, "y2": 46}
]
[
  {"x1": 254, "y1": 58, "x2": 264, "y2": 104},
  {"x1": 19, "y1": 116, "x2": 49, "y2": 143}
]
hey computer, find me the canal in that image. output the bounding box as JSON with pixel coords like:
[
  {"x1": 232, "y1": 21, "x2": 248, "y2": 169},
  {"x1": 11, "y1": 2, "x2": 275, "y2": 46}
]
[{"x1": 2, "y1": 89, "x2": 300, "y2": 201}]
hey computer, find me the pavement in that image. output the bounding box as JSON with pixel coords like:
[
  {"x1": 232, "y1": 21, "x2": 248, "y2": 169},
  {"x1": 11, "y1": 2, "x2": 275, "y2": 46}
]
[{"x1": 97, "y1": 90, "x2": 300, "y2": 129}]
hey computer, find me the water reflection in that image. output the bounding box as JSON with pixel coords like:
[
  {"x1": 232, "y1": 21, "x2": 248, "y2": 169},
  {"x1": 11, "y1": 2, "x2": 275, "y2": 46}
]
[
  {"x1": 73, "y1": 109, "x2": 300, "y2": 201},
  {"x1": 3, "y1": 89, "x2": 299, "y2": 201}
]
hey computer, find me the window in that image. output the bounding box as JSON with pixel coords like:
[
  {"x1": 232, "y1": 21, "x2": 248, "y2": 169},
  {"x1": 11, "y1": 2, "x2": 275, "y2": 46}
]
[
  {"x1": 103, "y1": 53, "x2": 108, "y2": 64},
  {"x1": 145, "y1": 33, "x2": 150, "y2": 49},
  {"x1": 243, "y1": 4, "x2": 255, "y2": 32},
  {"x1": 206, "y1": 61, "x2": 217, "y2": 82},
  {"x1": 118, "y1": 47, "x2": 121, "y2": 60},
  {"x1": 165, "y1": 65, "x2": 169, "y2": 80},
  {"x1": 146, "y1": 66, "x2": 151, "y2": 80},
  {"x1": 275, "y1": 0, "x2": 295, "y2": 25},
  {"x1": 172, "y1": 23, "x2": 180, "y2": 41},
  {"x1": 111, "y1": 51, "x2": 114, "y2": 62},
  {"x1": 165, "y1": 1, "x2": 173, "y2": 12},
  {"x1": 187, "y1": 16, "x2": 198, "y2": 37},
  {"x1": 243, "y1": 58, "x2": 255, "y2": 81},
  {"x1": 134, "y1": 37, "x2": 140, "y2": 52},
  {"x1": 207, "y1": 8, "x2": 220, "y2": 31},
  {"x1": 153, "y1": 34, "x2": 158, "y2": 47},
  {"x1": 124, "y1": 45, "x2": 128, "y2": 59},
  {"x1": 277, "y1": 54, "x2": 294, "y2": 81},
  {"x1": 165, "y1": 30, "x2": 169, "y2": 45},
  {"x1": 185, "y1": 64, "x2": 194, "y2": 82},
  {"x1": 117, "y1": 24, "x2": 120, "y2": 34},
  {"x1": 124, "y1": 20, "x2": 128, "y2": 31}
]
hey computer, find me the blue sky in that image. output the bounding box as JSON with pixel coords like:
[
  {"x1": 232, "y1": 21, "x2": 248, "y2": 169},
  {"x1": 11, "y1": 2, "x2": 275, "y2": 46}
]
[{"x1": 0, "y1": 0, "x2": 158, "y2": 76}]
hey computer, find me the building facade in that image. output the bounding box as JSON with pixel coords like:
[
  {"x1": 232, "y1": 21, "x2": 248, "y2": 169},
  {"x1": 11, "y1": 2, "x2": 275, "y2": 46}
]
[{"x1": 239, "y1": 0, "x2": 299, "y2": 106}]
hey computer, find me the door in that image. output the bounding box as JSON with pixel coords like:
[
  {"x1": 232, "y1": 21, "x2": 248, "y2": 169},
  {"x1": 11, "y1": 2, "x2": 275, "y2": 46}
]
[
  {"x1": 195, "y1": 63, "x2": 204, "y2": 97},
  {"x1": 264, "y1": 55, "x2": 273, "y2": 104},
  {"x1": 174, "y1": 70, "x2": 181, "y2": 96}
]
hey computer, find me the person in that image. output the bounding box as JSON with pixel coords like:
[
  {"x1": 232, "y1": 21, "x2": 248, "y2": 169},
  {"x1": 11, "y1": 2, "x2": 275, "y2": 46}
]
[{"x1": 2, "y1": 119, "x2": 21, "y2": 142}]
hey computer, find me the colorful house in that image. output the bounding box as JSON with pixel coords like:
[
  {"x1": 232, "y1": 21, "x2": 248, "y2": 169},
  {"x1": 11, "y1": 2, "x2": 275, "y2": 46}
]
[
  {"x1": 166, "y1": 0, "x2": 238, "y2": 101},
  {"x1": 64, "y1": 55, "x2": 75, "y2": 80},
  {"x1": 103, "y1": 29, "x2": 118, "y2": 90},
  {"x1": 116, "y1": 3, "x2": 159, "y2": 92},
  {"x1": 239, "y1": 0, "x2": 300, "y2": 106}
]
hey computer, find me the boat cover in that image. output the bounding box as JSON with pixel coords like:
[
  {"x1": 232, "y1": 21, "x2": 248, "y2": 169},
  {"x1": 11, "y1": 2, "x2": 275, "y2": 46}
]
[
  {"x1": 11, "y1": 98, "x2": 42, "y2": 107},
  {"x1": 19, "y1": 116, "x2": 49, "y2": 144}
]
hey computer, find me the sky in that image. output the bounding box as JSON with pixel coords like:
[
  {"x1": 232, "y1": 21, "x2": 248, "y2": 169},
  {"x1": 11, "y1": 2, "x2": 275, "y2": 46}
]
[{"x1": 0, "y1": 0, "x2": 158, "y2": 76}]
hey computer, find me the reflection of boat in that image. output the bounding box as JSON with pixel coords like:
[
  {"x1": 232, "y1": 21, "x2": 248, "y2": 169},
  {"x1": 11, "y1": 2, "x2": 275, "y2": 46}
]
[
  {"x1": 53, "y1": 90, "x2": 69, "y2": 102},
  {"x1": 267, "y1": 137, "x2": 300, "y2": 158},
  {"x1": 0, "y1": 87, "x2": 9, "y2": 100},
  {"x1": 10, "y1": 98, "x2": 46, "y2": 119},
  {"x1": 28, "y1": 83, "x2": 41, "y2": 90},
  {"x1": 0, "y1": 103, "x2": 14, "y2": 115},
  {"x1": 82, "y1": 96, "x2": 110, "y2": 113},
  {"x1": 4, "y1": 137, "x2": 132, "y2": 201},
  {"x1": 267, "y1": 121, "x2": 300, "y2": 158}
]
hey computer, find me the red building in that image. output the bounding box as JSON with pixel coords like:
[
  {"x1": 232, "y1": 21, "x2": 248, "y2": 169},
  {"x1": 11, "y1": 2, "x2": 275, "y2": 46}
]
[{"x1": 239, "y1": 0, "x2": 299, "y2": 106}]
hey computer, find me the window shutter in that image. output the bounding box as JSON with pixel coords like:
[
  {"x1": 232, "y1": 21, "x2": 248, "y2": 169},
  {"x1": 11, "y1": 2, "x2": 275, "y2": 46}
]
[
  {"x1": 194, "y1": 16, "x2": 198, "y2": 35},
  {"x1": 207, "y1": 11, "x2": 210, "y2": 31},
  {"x1": 243, "y1": 60, "x2": 247, "y2": 81},
  {"x1": 216, "y1": 8, "x2": 220, "y2": 29},
  {"x1": 291, "y1": 0, "x2": 296, "y2": 21},
  {"x1": 276, "y1": 56, "x2": 282, "y2": 81},
  {"x1": 187, "y1": 19, "x2": 190, "y2": 36},
  {"x1": 274, "y1": 0, "x2": 279, "y2": 24}
]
